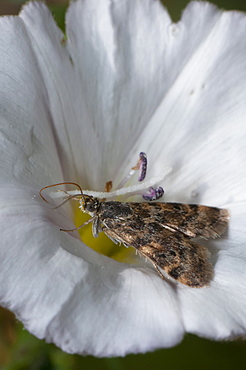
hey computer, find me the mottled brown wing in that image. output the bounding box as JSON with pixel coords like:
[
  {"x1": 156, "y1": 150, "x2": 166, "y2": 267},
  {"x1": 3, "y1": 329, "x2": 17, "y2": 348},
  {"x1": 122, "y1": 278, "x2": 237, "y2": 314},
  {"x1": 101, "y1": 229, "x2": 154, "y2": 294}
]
[
  {"x1": 122, "y1": 202, "x2": 229, "y2": 240},
  {"x1": 101, "y1": 201, "x2": 229, "y2": 287},
  {"x1": 103, "y1": 225, "x2": 213, "y2": 287},
  {"x1": 137, "y1": 232, "x2": 213, "y2": 287}
]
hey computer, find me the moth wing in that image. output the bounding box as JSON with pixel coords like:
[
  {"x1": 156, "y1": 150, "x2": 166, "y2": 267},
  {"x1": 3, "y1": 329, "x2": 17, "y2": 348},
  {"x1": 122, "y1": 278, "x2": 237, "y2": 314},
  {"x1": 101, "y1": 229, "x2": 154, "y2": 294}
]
[
  {"x1": 132, "y1": 202, "x2": 229, "y2": 240},
  {"x1": 103, "y1": 226, "x2": 213, "y2": 287},
  {"x1": 137, "y1": 231, "x2": 214, "y2": 287}
]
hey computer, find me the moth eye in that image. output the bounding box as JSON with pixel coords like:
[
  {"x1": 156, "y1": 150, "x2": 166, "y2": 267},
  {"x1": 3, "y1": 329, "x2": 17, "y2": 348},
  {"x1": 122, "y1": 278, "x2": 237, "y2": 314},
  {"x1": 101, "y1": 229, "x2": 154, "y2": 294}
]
[{"x1": 86, "y1": 202, "x2": 97, "y2": 212}]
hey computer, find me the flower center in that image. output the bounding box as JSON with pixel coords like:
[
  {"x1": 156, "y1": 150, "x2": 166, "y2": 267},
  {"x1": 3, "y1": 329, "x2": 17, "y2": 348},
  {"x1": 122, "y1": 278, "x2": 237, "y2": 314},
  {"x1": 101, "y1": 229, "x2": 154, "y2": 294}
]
[
  {"x1": 72, "y1": 152, "x2": 166, "y2": 263},
  {"x1": 46, "y1": 152, "x2": 171, "y2": 264},
  {"x1": 74, "y1": 207, "x2": 137, "y2": 263}
]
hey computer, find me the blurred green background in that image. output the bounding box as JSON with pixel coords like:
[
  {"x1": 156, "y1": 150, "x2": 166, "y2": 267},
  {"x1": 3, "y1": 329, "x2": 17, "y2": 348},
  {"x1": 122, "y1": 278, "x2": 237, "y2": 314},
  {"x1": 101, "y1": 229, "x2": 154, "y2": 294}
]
[{"x1": 0, "y1": 0, "x2": 246, "y2": 369}]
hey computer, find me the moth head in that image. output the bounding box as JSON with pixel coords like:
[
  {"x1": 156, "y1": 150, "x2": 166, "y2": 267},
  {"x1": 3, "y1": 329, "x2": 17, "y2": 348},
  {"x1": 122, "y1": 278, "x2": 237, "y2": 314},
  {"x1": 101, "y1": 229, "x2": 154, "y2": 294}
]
[
  {"x1": 39, "y1": 182, "x2": 100, "y2": 216},
  {"x1": 80, "y1": 195, "x2": 100, "y2": 216}
]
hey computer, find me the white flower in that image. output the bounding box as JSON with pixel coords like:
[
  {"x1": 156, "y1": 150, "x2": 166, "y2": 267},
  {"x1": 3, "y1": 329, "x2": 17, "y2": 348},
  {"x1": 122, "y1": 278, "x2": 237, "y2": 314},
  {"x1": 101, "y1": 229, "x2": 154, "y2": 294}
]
[{"x1": 0, "y1": 0, "x2": 246, "y2": 357}]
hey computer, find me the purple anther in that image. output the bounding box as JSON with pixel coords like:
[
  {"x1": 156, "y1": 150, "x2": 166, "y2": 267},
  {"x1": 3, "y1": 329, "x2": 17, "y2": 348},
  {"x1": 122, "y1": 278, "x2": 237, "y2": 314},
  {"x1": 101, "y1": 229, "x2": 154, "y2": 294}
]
[
  {"x1": 138, "y1": 152, "x2": 147, "y2": 181},
  {"x1": 142, "y1": 186, "x2": 164, "y2": 201}
]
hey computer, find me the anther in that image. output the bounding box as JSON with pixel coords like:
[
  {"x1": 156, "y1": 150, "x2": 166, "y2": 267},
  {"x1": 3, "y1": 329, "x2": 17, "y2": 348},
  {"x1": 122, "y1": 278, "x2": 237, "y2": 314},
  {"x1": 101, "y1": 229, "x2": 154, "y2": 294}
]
[
  {"x1": 142, "y1": 186, "x2": 164, "y2": 201},
  {"x1": 132, "y1": 152, "x2": 147, "y2": 181},
  {"x1": 116, "y1": 151, "x2": 148, "y2": 189}
]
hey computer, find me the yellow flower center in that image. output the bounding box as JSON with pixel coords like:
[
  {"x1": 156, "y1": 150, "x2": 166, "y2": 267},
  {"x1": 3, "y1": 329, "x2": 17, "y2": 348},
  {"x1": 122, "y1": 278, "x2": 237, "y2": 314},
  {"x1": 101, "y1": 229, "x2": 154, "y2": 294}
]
[{"x1": 74, "y1": 205, "x2": 137, "y2": 263}]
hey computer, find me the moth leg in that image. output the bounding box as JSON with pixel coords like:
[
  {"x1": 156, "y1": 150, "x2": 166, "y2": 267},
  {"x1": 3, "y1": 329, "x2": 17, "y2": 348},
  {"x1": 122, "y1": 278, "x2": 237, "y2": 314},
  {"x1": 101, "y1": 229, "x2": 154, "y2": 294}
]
[
  {"x1": 105, "y1": 233, "x2": 121, "y2": 245},
  {"x1": 92, "y1": 216, "x2": 101, "y2": 238},
  {"x1": 61, "y1": 217, "x2": 93, "y2": 232},
  {"x1": 103, "y1": 228, "x2": 122, "y2": 245},
  {"x1": 139, "y1": 256, "x2": 166, "y2": 280},
  {"x1": 151, "y1": 263, "x2": 166, "y2": 280}
]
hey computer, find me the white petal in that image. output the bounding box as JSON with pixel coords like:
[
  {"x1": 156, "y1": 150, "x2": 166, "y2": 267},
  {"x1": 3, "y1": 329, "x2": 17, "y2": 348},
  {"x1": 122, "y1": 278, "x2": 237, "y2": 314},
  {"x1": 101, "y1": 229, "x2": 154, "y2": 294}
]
[
  {"x1": 0, "y1": 12, "x2": 63, "y2": 187},
  {"x1": 47, "y1": 266, "x2": 183, "y2": 356},
  {"x1": 66, "y1": 0, "x2": 173, "y2": 187},
  {"x1": 0, "y1": 189, "x2": 184, "y2": 356},
  {"x1": 0, "y1": 196, "x2": 85, "y2": 336},
  {"x1": 19, "y1": 2, "x2": 88, "y2": 184},
  {"x1": 135, "y1": 2, "x2": 246, "y2": 205}
]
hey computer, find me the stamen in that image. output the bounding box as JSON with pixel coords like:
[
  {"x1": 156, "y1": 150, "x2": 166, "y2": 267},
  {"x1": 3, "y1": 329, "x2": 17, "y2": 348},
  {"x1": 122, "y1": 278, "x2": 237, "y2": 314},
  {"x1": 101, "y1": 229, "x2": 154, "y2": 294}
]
[
  {"x1": 42, "y1": 155, "x2": 171, "y2": 265},
  {"x1": 50, "y1": 168, "x2": 171, "y2": 201},
  {"x1": 116, "y1": 151, "x2": 148, "y2": 189},
  {"x1": 138, "y1": 152, "x2": 147, "y2": 181},
  {"x1": 104, "y1": 181, "x2": 113, "y2": 192},
  {"x1": 132, "y1": 152, "x2": 147, "y2": 182},
  {"x1": 142, "y1": 186, "x2": 164, "y2": 201}
]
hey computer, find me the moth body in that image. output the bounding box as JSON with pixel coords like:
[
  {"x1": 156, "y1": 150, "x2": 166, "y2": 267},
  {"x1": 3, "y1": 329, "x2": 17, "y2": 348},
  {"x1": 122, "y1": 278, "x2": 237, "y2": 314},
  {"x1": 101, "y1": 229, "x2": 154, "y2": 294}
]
[{"x1": 79, "y1": 196, "x2": 229, "y2": 288}]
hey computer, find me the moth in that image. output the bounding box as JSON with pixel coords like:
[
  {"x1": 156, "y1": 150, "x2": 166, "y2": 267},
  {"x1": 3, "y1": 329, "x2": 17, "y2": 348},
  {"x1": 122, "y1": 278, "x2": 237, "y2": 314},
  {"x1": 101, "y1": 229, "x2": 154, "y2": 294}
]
[{"x1": 40, "y1": 183, "x2": 229, "y2": 288}]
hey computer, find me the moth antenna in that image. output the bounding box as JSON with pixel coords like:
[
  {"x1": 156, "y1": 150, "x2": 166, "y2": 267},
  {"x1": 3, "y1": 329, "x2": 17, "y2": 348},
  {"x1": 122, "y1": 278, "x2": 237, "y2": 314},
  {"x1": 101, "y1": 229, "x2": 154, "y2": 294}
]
[
  {"x1": 39, "y1": 182, "x2": 84, "y2": 203},
  {"x1": 53, "y1": 193, "x2": 84, "y2": 209},
  {"x1": 60, "y1": 217, "x2": 94, "y2": 232}
]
